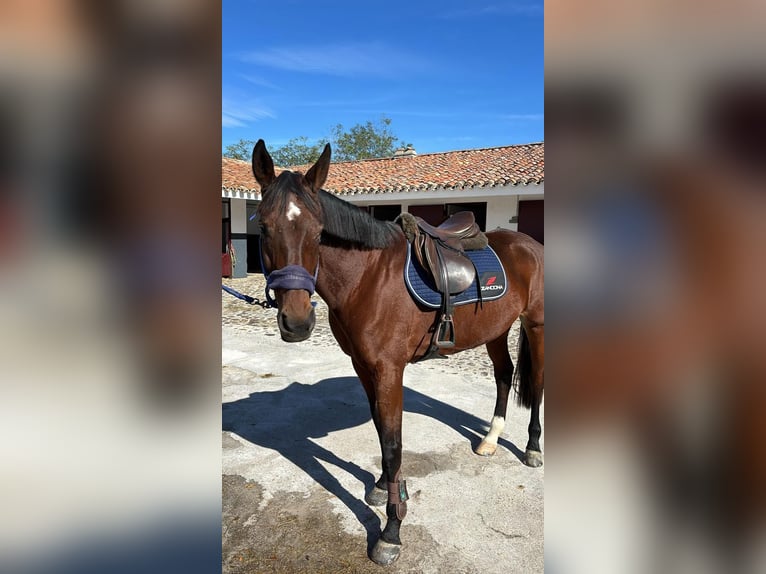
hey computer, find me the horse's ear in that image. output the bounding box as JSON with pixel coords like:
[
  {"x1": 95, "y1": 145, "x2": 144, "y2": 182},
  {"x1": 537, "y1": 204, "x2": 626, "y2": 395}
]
[
  {"x1": 304, "y1": 143, "x2": 331, "y2": 193},
  {"x1": 252, "y1": 139, "x2": 275, "y2": 189}
]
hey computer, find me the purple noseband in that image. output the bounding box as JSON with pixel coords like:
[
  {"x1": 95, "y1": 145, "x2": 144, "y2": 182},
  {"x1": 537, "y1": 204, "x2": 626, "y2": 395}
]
[
  {"x1": 264, "y1": 263, "x2": 319, "y2": 308},
  {"x1": 259, "y1": 236, "x2": 319, "y2": 308}
]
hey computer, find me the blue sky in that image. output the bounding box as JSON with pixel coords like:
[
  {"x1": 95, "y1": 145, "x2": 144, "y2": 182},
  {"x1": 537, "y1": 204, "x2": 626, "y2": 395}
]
[{"x1": 222, "y1": 0, "x2": 543, "y2": 155}]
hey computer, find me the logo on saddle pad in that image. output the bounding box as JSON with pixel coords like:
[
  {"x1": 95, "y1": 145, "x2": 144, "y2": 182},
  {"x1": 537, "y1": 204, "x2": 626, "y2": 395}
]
[{"x1": 480, "y1": 272, "x2": 505, "y2": 292}]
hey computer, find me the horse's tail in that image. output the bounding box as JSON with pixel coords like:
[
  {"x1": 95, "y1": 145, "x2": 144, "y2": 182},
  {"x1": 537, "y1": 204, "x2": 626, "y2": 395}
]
[{"x1": 513, "y1": 325, "x2": 535, "y2": 409}]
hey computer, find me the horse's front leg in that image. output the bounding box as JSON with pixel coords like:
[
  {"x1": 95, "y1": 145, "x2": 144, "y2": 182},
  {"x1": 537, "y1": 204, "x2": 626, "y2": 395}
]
[
  {"x1": 352, "y1": 359, "x2": 389, "y2": 507},
  {"x1": 369, "y1": 366, "x2": 408, "y2": 565}
]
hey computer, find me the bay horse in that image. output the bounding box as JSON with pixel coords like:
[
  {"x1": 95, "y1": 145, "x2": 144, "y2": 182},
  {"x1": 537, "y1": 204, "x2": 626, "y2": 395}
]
[{"x1": 252, "y1": 140, "x2": 544, "y2": 565}]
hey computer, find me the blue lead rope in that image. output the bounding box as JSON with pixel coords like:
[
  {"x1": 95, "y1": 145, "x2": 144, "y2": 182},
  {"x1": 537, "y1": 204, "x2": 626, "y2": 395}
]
[
  {"x1": 221, "y1": 237, "x2": 318, "y2": 309},
  {"x1": 222, "y1": 284, "x2": 255, "y2": 303},
  {"x1": 222, "y1": 284, "x2": 274, "y2": 307}
]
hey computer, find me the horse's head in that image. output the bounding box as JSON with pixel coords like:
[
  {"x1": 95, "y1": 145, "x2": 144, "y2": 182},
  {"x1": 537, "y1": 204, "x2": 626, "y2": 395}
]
[{"x1": 252, "y1": 139, "x2": 330, "y2": 342}]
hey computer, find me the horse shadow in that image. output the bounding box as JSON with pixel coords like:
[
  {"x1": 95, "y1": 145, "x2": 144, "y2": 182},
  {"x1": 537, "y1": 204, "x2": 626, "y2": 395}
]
[{"x1": 222, "y1": 376, "x2": 525, "y2": 550}]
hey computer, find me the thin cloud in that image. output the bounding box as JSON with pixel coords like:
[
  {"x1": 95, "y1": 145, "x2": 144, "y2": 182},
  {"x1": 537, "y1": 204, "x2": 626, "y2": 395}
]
[
  {"x1": 239, "y1": 42, "x2": 430, "y2": 77},
  {"x1": 222, "y1": 99, "x2": 275, "y2": 128},
  {"x1": 238, "y1": 74, "x2": 282, "y2": 90},
  {"x1": 222, "y1": 114, "x2": 246, "y2": 128}
]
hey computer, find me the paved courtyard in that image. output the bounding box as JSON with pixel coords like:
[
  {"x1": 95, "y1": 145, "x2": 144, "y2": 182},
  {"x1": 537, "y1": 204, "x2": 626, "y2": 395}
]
[{"x1": 222, "y1": 274, "x2": 544, "y2": 573}]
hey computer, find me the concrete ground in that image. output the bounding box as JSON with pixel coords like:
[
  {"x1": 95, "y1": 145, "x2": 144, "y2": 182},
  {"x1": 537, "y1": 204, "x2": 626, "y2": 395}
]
[{"x1": 222, "y1": 275, "x2": 544, "y2": 573}]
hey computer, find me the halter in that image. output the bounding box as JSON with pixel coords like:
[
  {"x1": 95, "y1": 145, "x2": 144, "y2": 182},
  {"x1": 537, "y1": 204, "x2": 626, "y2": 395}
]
[{"x1": 259, "y1": 236, "x2": 319, "y2": 308}]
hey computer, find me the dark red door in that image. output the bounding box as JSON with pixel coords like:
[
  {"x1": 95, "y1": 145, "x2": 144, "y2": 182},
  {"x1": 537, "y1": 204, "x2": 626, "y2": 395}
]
[
  {"x1": 518, "y1": 200, "x2": 544, "y2": 244},
  {"x1": 408, "y1": 204, "x2": 446, "y2": 226}
]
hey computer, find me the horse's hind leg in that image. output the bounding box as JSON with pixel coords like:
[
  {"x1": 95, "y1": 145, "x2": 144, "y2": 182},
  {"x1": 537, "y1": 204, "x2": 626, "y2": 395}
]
[{"x1": 475, "y1": 331, "x2": 514, "y2": 457}]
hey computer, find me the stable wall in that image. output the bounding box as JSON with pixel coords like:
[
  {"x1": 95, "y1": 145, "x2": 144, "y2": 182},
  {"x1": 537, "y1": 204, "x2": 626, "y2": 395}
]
[
  {"x1": 346, "y1": 183, "x2": 543, "y2": 233},
  {"x1": 229, "y1": 198, "x2": 248, "y2": 278}
]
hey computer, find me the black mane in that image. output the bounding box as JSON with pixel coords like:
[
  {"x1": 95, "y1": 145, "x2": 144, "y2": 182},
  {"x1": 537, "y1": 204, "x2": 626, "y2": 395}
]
[
  {"x1": 318, "y1": 190, "x2": 400, "y2": 250},
  {"x1": 259, "y1": 171, "x2": 400, "y2": 250}
]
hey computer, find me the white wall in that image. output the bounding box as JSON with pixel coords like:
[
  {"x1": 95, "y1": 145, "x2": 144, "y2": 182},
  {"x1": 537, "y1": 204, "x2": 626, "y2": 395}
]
[
  {"x1": 343, "y1": 183, "x2": 543, "y2": 232},
  {"x1": 228, "y1": 199, "x2": 248, "y2": 277},
  {"x1": 232, "y1": 185, "x2": 543, "y2": 236},
  {"x1": 485, "y1": 196, "x2": 519, "y2": 231},
  {"x1": 230, "y1": 199, "x2": 247, "y2": 233},
  {"x1": 341, "y1": 182, "x2": 542, "y2": 203}
]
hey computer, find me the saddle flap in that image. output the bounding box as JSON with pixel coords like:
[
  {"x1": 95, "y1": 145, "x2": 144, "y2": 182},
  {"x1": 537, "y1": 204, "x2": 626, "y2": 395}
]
[{"x1": 422, "y1": 237, "x2": 476, "y2": 295}]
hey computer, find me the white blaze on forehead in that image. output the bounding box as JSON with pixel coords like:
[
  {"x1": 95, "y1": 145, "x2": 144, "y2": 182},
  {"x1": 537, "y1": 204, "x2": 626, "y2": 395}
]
[{"x1": 285, "y1": 201, "x2": 302, "y2": 221}]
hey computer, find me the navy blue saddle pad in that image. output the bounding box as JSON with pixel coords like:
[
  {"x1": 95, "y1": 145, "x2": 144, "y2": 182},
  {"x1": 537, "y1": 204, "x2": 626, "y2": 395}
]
[{"x1": 404, "y1": 242, "x2": 508, "y2": 309}]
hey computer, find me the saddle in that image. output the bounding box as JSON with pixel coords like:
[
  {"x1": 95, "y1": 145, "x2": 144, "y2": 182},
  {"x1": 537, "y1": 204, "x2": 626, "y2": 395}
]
[{"x1": 397, "y1": 212, "x2": 488, "y2": 359}]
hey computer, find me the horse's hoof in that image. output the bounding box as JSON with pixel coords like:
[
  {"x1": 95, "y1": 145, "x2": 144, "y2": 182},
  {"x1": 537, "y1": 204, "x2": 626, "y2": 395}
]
[
  {"x1": 474, "y1": 441, "x2": 497, "y2": 457},
  {"x1": 370, "y1": 539, "x2": 402, "y2": 565},
  {"x1": 365, "y1": 485, "x2": 388, "y2": 507},
  {"x1": 524, "y1": 449, "x2": 543, "y2": 468}
]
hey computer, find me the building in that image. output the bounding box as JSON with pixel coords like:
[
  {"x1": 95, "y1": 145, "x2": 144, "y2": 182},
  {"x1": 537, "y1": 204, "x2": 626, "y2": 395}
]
[{"x1": 222, "y1": 143, "x2": 544, "y2": 277}]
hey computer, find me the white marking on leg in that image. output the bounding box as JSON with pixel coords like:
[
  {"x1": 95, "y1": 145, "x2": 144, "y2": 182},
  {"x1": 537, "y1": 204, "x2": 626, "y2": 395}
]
[
  {"x1": 483, "y1": 415, "x2": 506, "y2": 445},
  {"x1": 286, "y1": 201, "x2": 301, "y2": 221}
]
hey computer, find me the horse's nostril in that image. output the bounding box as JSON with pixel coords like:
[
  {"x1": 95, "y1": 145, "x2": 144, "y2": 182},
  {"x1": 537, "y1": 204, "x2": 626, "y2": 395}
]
[
  {"x1": 279, "y1": 312, "x2": 293, "y2": 330},
  {"x1": 280, "y1": 312, "x2": 306, "y2": 333}
]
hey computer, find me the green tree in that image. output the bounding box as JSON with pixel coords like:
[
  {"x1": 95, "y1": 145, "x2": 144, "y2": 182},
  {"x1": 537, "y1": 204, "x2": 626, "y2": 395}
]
[
  {"x1": 330, "y1": 117, "x2": 401, "y2": 162},
  {"x1": 223, "y1": 136, "x2": 322, "y2": 165},
  {"x1": 223, "y1": 139, "x2": 256, "y2": 160},
  {"x1": 269, "y1": 136, "x2": 327, "y2": 166},
  {"x1": 222, "y1": 116, "x2": 405, "y2": 165}
]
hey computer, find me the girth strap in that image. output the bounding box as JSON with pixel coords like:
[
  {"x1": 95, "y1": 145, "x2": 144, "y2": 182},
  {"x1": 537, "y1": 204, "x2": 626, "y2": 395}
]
[{"x1": 435, "y1": 246, "x2": 455, "y2": 347}]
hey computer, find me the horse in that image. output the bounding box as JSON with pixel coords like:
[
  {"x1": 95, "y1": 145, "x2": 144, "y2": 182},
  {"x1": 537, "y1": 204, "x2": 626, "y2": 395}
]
[{"x1": 251, "y1": 139, "x2": 544, "y2": 565}]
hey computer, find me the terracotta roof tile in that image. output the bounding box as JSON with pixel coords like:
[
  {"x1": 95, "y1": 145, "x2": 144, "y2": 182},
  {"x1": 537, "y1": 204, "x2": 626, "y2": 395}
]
[{"x1": 222, "y1": 143, "x2": 544, "y2": 196}]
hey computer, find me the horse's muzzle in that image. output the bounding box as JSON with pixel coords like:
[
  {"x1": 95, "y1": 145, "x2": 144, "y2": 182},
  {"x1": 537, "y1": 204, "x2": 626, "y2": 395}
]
[{"x1": 277, "y1": 307, "x2": 316, "y2": 342}]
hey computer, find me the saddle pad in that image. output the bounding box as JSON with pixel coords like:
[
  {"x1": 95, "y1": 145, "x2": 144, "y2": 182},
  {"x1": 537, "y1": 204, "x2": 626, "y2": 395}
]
[{"x1": 404, "y1": 243, "x2": 508, "y2": 309}]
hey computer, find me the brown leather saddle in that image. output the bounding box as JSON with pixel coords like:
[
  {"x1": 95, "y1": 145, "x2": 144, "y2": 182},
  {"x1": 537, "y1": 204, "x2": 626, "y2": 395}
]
[{"x1": 397, "y1": 212, "x2": 489, "y2": 359}]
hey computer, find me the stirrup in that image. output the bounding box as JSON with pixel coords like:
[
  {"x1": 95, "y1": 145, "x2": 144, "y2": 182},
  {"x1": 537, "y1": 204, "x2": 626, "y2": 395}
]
[{"x1": 435, "y1": 314, "x2": 455, "y2": 348}]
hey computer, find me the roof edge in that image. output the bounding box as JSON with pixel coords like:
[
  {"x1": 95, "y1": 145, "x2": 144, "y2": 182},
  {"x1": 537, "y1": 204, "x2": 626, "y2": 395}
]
[{"x1": 222, "y1": 141, "x2": 545, "y2": 169}]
